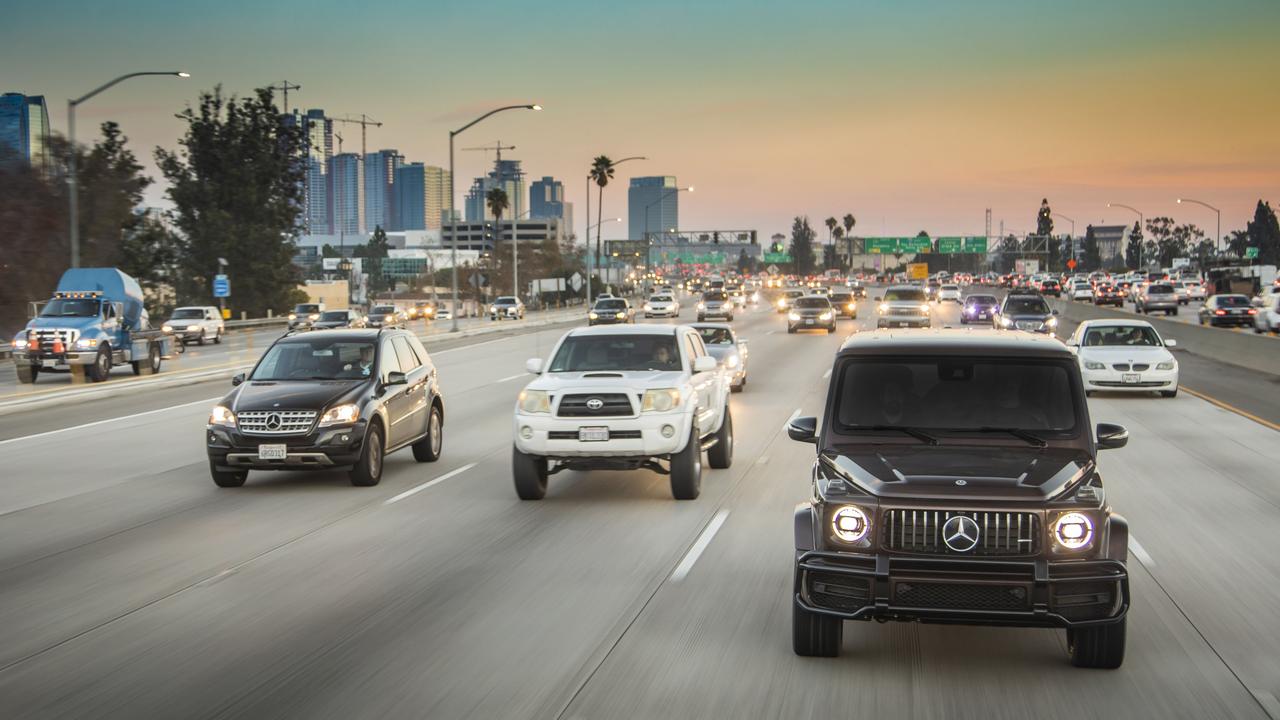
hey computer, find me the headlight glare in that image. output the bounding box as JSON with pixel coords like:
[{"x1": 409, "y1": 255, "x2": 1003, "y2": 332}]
[
  {"x1": 1047, "y1": 316, "x2": 1059, "y2": 327},
  {"x1": 318, "y1": 403, "x2": 360, "y2": 426},
  {"x1": 819, "y1": 311, "x2": 833, "y2": 320},
  {"x1": 1053, "y1": 512, "x2": 1094, "y2": 551},
  {"x1": 725, "y1": 354, "x2": 740, "y2": 368},
  {"x1": 641, "y1": 388, "x2": 680, "y2": 413},
  {"x1": 518, "y1": 389, "x2": 552, "y2": 414},
  {"x1": 588, "y1": 311, "x2": 599, "y2": 319},
  {"x1": 1000, "y1": 317, "x2": 1013, "y2": 327},
  {"x1": 788, "y1": 312, "x2": 801, "y2": 321},
  {"x1": 831, "y1": 505, "x2": 870, "y2": 543},
  {"x1": 209, "y1": 405, "x2": 237, "y2": 427},
  {"x1": 878, "y1": 303, "x2": 889, "y2": 313},
  {"x1": 75, "y1": 338, "x2": 99, "y2": 349}
]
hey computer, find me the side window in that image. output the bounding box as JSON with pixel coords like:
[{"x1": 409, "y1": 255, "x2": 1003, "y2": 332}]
[
  {"x1": 684, "y1": 334, "x2": 702, "y2": 369},
  {"x1": 379, "y1": 339, "x2": 402, "y2": 382},
  {"x1": 407, "y1": 334, "x2": 434, "y2": 371},
  {"x1": 391, "y1": 336, "x2": 420, "y2": 372}
]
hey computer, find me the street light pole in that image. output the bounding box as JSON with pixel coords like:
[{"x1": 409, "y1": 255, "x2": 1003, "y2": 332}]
[
  {"x1": 584, "y1": 155, "x2": 645, "y2": 303},
  {"x1": 1052, "y1": 212, "x2": 1076, "y2": 264},
  {"x1": 447, "y1": 103, "x2": 541, "y2": 332},
  {"x1": 1107, "y1": 203, "x2": 1144, "y2": 268},
  {"x1": 644, "y1": 186, "x2": 693, "y2": 280},
  {"x1": 1178, "y1": 198, "x2": 1221, "y2": 256},
  {"x1": 67, "y1": 71, "x2": 189, "y2": 268}
]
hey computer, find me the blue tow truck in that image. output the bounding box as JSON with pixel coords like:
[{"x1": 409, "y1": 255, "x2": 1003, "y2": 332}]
[{"x1": 10, "y1": 268, "x2": 176, "y2": 384}]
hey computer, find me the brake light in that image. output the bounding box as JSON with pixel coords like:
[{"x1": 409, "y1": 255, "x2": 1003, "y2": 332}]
[
  {"x1": 1215, "y1": 309, "x2": 1226, "y2": 315},
  {"x1": 1248, "y1": 309, "x2": 1257, "y2": 315}
]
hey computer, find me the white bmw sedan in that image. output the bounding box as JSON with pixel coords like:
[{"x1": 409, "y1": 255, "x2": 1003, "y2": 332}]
[{"x1": 1065, "y1": 320, "x2": 1179, "y2": 398}]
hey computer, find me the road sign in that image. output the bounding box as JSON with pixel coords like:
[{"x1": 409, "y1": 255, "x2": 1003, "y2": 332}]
[
  {"x1": 1066, "y1": 258, "x2": 1077, "y2": 270},
  {"x1": 767, "y1": 264, "x2": 780, "y2": 275},
  {"x1": 469, "y1": 272, "x2": 488, "y2": 289},
  {"x1": 762, "y1": 252, "x2": 792, "y2": 263},
  {"x1": 865, "y1": 238, "x2": 898, "y2": 254},
  {"x1": 963, "y1": 236, "x2": 988, "y2": 253},
  {"x1": 936, "y1": 237, "x2": 963, "y2": 254},
  {"x1": 1245, "y1": 247, "x2": 1259, "y2": 259},
  {"x1": 902, "y1": 237, "x2": 932, "y2": 253},
  {"x1": 569, "y1": 272, "x2": 584, "y2": 292},
  {"x1": 1172, "y1": 257, "x2": 1190, "y2": 269},
  {"x1": 212, "y1": 274, "x2": 230, "y2": 298},
  {"x1": 907, "y1": 262, "x2": 929, "y2": 280}
]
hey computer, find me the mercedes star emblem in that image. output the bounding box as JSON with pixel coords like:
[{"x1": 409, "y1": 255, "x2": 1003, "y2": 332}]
[
  {"x1": 265, "y1": 413, "x2": 282, "y2": 430},
  {"x1": 586, "y1": 398, "x2": 605, "y2": 411},
  {"x1": 942, "y1": 515, "x2": 980, "y2": 552}
]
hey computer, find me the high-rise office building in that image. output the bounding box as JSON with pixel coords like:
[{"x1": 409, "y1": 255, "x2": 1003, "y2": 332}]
[
  {"x1": 0, "y1": 93, "x2": 51, "y2": 174},
  {"x1": 529, "y1": 175, "x2": 574, "y2": 233},
  {"x1": 331, "y1": 153, "x2": 363, "y2": 236},
  {"x1": 628, "y1": 176, "x2": 679, "y2": 241},
  {"x1": 364, "y1": 149, "x2": 402, "y2": 232},
  {"x1": 303, "y1": 109, "x2": 333, "y2": 235},
  {"x1": 395, "y1": 162, "x2": 426, "y2": 231},
  {"x1": 424, "y1": 165, "x2": 450, "y2": 229},
  {"x1": 465, "y1": 158, "x2": 526, "y2": 223}
]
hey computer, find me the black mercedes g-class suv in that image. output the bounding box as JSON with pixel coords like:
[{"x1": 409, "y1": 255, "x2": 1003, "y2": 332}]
[
  {"x1": 787, "y1": 330, "x2": 1131, "y2": 668},
  {"x1": 206, "y1": 328, "x2": 444, "y2": 487}
]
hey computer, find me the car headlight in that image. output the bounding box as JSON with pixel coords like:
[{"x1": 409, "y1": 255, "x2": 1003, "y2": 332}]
[
  {"x1": 878, "y1": 303, "x2": 889, "y2": 313},
  {"x1": 697, "y1": 302, "x2": 706, "y2": 310},
  {"x1": 75, "y1": 337, "x2": 99, "y2": 349},
  {"x1": 1084, "y1": 360, "x2": 1106, "y2": 370},
  {"x1": 12, "y1": 331, "x2": 28, "y2": 349},
  {"x1": 725, "y1": 354, "x2": 740, "y2": 369},
  {"x1": 788, "y1": 312, "x2": 801, "y2": 321},
  {"x1": 616, "y1": 312, "x2": 627, "y2": 319},
  {"x1": 588, "y1": 311, "x2": 599, "y2": 319},
  {"x1": 777, "y1": 299, "x2": 787, "y2": 308},
  {"x1": 919, "y1": 303, "x2": 931, "y2": 313},
  {"x1": 644, "y1": 304, "x2": 653, "y2": 312},
  {"x1": 641, "y1": 388, "x2": 681, "y2": 412},
  {"x1": 819, "y1": 311, "x2": 833, "y2": 321},
  {"x1": 318, "y1": 403, "x2": 360, "y2": 427},
  {"x1": 288, "y1": 313, "x2": 297, "y2": 320},
  {"x1": 209, "y1": 405, "x2": 237, "y2": 427},
  {"x1": 1156, "y1": 361, "x2": 1176, "y2": 370},
  {"x1": 1046, "y1": 316, "x2": 1058, "y2": 327},
  {"x1": 847, "y1": 303, "x2": 855, "y2": 311},
  {"x1": 831, "y1": 505, "x2": 870, "y2": 543},
  {"x1": 490, "y1": 305, "x2": 497, "y2": 313},
  {"x1": 518, "y1": 389, "x2": 551, "y2": 414},
  {"x1": 1052, "y1": 512, "x2": 1094, "y2": 551},
  {"x1": 309, "y1": 314, "x2": 319, "y2": 320},
  {"x1": 162, "y1": 324, "x2": 174, "y2": 333},
  {"x1": 1000, "y1": 317, "x2": 1013, "y2": 327}
]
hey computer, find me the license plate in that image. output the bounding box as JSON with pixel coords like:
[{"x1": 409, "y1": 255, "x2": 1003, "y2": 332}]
[
  {"x1": 977, "y1": 313, "x2": 988, "y2": 319},
  {"x1": 579, "y1": 427, "x2": 609, "y2": 442},
  {"x1": 1122, "y1": 373, "x2": 1140, "y2": 384},
  {"x1": 805, "y1": 319, "x2": 814, "y2": 325},
  {"x1": 42, "y1": 359, "x2": 59, "y2": 368},
  {"x1": 258, "y1": 444, "x2": 287, "y2": 460}
]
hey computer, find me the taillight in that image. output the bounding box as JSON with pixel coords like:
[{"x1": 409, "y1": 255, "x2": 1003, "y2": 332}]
[
  {"x1": 1215, "y1": 309, "x2": 1226, "y2": 315},
  {"x1": 1248, "y1": 309, "x2": 1258, "y2": 315}
]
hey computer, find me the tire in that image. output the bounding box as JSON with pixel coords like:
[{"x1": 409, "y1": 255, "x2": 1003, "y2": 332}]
[
  {"x1": 1067, "y1": 618, "x2": 1126, "y2": 669},
  {"x1": 411, "y1": 404, "x2": 443, "y2": 462},
  {"x1": 15, "y1": 364, "x2": 38, "y2": 384},
  {"x1": 213, "y1": 329, "x2": 222, "y2": 344},
  {"x1": 131, "y1": 343, "x2": 161, "y2": 376},
  {"x1": 198, "y1": 329, "x2": 207, "y2": 346},
  {"x1": 1161, "y1": 388, "x2": 1178, "y2": 398},
  {"x1": 697, "y1": 315, "x2": 705, "y2": 322},
  {"x1": 1254, "y1": 326, "x2": 1263, "y2": 334},
  {"x1": 87, "y1": 345, "x2": 111, "y2": 382},
  {"x1": 349, "y1": 423, "x2": 385, "y2": 486},
  {"x1": 708, "y1": 408, "x2": 733, "y2": 469},
  {"x1": 787, "y1": 325, "x2": 796, "y2": 334},
  {"x1": 209, "y1": 460, "x2": 248, "y2": 488},
  {"x1": 793, "y1": 588, "x2": 842, "y2": 657},
  {"x1": 827, "y1": 326, "x2": 835, "y2": 334},
  {"x1": 1168, "y1": 309, "x2": 1176, "y2": 316},
  {"x1": 1085, "y1": 390, "x2": 1095, "y2": 397},
  {"x1": 669, "y1": 427, "x2": 703, "y2": 500},
  {"x1": 512, "y1": 446, "x2": 548, "y2": 500}
]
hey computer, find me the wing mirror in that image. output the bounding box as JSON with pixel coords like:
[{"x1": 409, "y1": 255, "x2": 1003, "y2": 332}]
[
  {"x1": 525, "y1": 358, "x2": 544, "y2": 375},
  {"x1": 1165, "y1": 338, "x2": 1177, "y2": 347},
  {"x1": 788, "y1": 415, "x2": 818, "y2": 444},
  {"x1": 231, "y1": 373, "x2": 245, "y2": 386},
  {"x1": 1052, "y1": 309, "x2": 1060, "y2": 315},
  {"x1": 873, "y1": 296, "x2": 882, "y2": 302},
  {"x1": 693, "y1": 356, "x2": 718, "y2": 373},
  {"x1": 1096, "y1": 423, "x2": 1129, "y2": 450},
  {"x1": 385, "y1": 370, "x2": 407, "y2": 386}
]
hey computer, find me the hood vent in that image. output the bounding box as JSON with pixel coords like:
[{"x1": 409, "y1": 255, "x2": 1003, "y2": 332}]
[{"x1": 582, "y1": 372, "x2": 624, "y2": 378}]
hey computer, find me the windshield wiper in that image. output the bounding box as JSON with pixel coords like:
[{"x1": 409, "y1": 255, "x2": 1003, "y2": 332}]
[
  {"x1": 972, "y1": 427, "x2": 1048, "y2": 448},
  {"x1": 868, "y1": 425, "x2": 940, "y2": 445}
]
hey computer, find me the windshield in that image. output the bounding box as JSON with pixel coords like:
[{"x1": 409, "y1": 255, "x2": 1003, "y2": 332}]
[
  {"x1": 650, "y1": 295, "x2": 672, "y2": 302},
  {"x1": 319, "y1": 311, "x2": 348, "y2": 321},
  {"x1": 371, "y1": 306, "x2": 395, "y2": 314},
  {"x1": 884, "y1": 288, "x2": 925, "y2": 302},
  {"x1": 1083, "y1": 325, "x2": 1162, "y2": 347},
  {"x1": 40, "y1": 299, "x2": 100, "y2": 317},
  {"x1": 251, "y1": 339, "x2": 376, "y2": 381},
  {"x1": 549, "y1": 334, "x2": 681, "y2": 372},
  {"x1": 834, "y1": 358, "x2": 1079, "y2": 434},
  {"x1": 495, "y1": 297, "x2": 517, "y2": 305},
  {"x1": 703, "y1": 291, "x2": 726, "y2": 301},
  {"x1": 1004, "y1": 296, "x2": 1050, "y2": 315},
  {"x1": 696, "y1": 327, "x2": 734, "y2": 345},
  {"x1": 295, "y1": 304, "x2": 321, "y2": 314},
  {"x1": 964, "y1": 295, "x2": 997, "y2": 306},
  {"x1": 794, "y1": 297, "x2": 830, "y2": 309},
  {"x1": 785, "y1": 290, "x2": 805, "y2": 299},
  {"x1": 941, "y1": 285, "x2": 958, "y2": 291},
  {"x1": 1217, "y1": 295, "x2": 1250, "y2": 307},
  {"x1": 595, "y1": 299, "x2": 626, "y2": 310},
  {"x1": 170, "y1": 308, "x2": 204, "y2": 320}
]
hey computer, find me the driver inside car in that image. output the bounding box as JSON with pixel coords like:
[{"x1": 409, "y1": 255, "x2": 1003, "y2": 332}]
[{"x1": 341, "y1": 345, "x2": 375, "y2": 378}]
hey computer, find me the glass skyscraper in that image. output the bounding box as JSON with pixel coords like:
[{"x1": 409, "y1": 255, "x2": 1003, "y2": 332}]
[
  {"x1": 530, "y1": 176, "x2": 573, "y2": 236},
  {"x1": 628, "y1": 176, "x2": 679, "y2": 241},
  {"x1": 465, "y1": 158, "x2": 525, "y2": 222},
  {"x1": 364, "y1": 149, "x2": 402, "y2": 233},
  {"x1": 395, "y1": 163, "x2": 426, "y2": 231},
  {"x1": 331, "y1": 153, "x2": 362, "y2": 236},
  {"x1": 0, "y1": 93, "x2": 51, "y2": 174},
  {"x1": 303, "y1": 109, "x2": 333, "y2": 235}
]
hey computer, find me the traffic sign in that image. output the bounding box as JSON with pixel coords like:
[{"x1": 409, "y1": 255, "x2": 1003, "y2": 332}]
[
  {"x1": 569, "y1": 272, "x2": 584, "y2": 291},
  {"x1": 762, "y1": 252, "x2": 792, "y2": 263},
  {"x1": 907, "y1": 263, "x2": 929, "y2": 280},
  {"x1": 1066, "y1": 258, "x2": 1077, "y2": 270},
  {"x1": 212, "y1": 274, "x2": 230, "y2": 298},
  {"x1": 936, "y1": 237, "x2": 963, "y2": 254},
  {"x1": 902, "y1": 237, "x2": 932, "y2": 253},
  {"x1": 767, "y1": 264, "x2": 780, "y2": 275},
  {"x1": 1245, "y1": 247, "x2": 1259, "y2": 259},
  {"x1": 963, "y1": 236, "x2": 988, "y2": 254},
  {"x1": 865, "y1": 238, "x2": 897, "y2": 254}
]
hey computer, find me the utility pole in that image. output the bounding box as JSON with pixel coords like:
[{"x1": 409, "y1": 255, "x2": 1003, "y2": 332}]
[{"x1": 272, "y1": 81, "x2": 302, "y2": 114}]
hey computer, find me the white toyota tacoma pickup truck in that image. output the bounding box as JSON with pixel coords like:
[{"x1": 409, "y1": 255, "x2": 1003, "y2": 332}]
[{"x1": 512, "y1": 324, "x2": 733, "y2": 500}]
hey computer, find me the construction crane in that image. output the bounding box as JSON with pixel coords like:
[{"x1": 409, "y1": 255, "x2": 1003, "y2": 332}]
[
  {"x1": 463, "y1": 141, "x2": 516, "y2": 165},
  {"x1": 271, "y1": 80, "x2": 302, "y2": 113},
  {"x1": 330, "y1": 114, "x2": 383, "y2": 158},
  {"x1": 334, "y1": 130, "x2": 345, "y2": 155}
]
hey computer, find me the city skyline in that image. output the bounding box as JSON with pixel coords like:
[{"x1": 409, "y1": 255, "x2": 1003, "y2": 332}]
[{"x1": 3, "y1": 0, "x2": 1278, "y2": 240}]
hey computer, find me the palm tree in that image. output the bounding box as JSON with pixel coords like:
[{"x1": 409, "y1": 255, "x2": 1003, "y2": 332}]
[
  {"x1": 486, "y1": 187, "x2": 509, "y2": 292},
  {"x1": 589, "y1": 155, "x2": 615, "y2": 289},
  {"x1": 832, "y1": 227, "x2": 845, "y2": 271},
  {"x1": 842, "y1": 213, "x2": 856, "y2": 267}
]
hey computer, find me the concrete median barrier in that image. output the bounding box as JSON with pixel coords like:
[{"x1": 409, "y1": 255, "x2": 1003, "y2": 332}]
[{"x1": 1052, "y1": 298, "x2": 1280, "y2": 376}]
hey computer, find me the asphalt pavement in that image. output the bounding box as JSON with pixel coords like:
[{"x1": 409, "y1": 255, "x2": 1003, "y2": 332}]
[{"x1": 1, "y1": 293, "x2": 1278, "y2": 719}]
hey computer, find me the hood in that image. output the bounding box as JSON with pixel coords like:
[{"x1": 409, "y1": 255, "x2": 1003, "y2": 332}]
[
  {"x1": 528, "y1": 370, "x2": 686, "y2": 394},
  {"x1": 821, "y1": 445, "x2": 1091, "y2": 502},
  {"x1": 26, "y1": 316, "x2": 101, "y2": 333},
  {"x1": 230, "y1": 379, "x2": 367, "y2": 413},
  {"x1": 1079, "y1": 345, "x2": 1172, "y2": 361},
  {"x1": 703, "y1": 345, "x2": 739, "y2": 362}
]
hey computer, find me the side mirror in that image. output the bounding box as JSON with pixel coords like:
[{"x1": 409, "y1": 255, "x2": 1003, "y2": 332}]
[
  {"x1": 873, "y1": 296, "x2": 882, "y2": 302},
  {"x1": 693, "y1": 355, "x2": 718, "y2": 373},
  {"x1": 787, "y1": 416, "x2": 818, "y2": 444},
  {"x1": 526, "y1": 358, "x2": 544, "y2": 375},
  {"x1": 1165, "y1": 338, "x2": 1177, "y2": 348},
  {"x1": 385, "y1": 370, "x2": 407, "y2": 386},
  {"x1": 231, "y1": 373, "x2": 245, "y2": 386},
  {"x1": 1097, "y1": 423, "x2": 1129, "y2": 450},
  {"x1": 1052, "y1": 309, "x2": 1060, "y2": 315},
  {"x1": 1067, "y1": 345, "x2": 1079, "y2": 355}
]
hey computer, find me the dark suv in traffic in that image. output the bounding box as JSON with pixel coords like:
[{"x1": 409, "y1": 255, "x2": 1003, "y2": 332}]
[
  {"x1": 787, "y1": 331, "x2": 1131, "y2": 668},
  {"x1": 206, "y1": 328, "x2": 445, "y2": 487},
  {"x1": 998, "y1": 291, "x2": 1059, "y2": 334}
]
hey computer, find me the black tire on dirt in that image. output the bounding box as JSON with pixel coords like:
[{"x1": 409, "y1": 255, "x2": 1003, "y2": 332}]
[
  {"x1": 512, "y1": 446, "x2": 548, "y2": 500},
  {"x1": 349, "y1": 423, "x2": 385, "y2": 486},
  {"x1": 412, "y1": 404, "x2": 443, "y2": 462},
  {"x1": 1067, "y1": 618, "x2": 1126, "y2": 669},
  {"x1": 209, "y1": 460, "x2": 248, "y2": 488},
  {"x1": 16, "y1": 364, "x2": 38, "y2": 384},
  {"x1": 708, "y1": 408, "x2": 733, "y2": 469},
  {"x1": 669, "y1": 427, "x2": 703, "y2": 500}
]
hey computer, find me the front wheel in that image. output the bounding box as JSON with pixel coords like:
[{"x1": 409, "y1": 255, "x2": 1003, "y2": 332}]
[
  {"x1": 15, "y1": 364, "x2": 38, "y2": 384},
  {"x1": 412, "y1": 404, "x2": 443, "y2": 462},
  {"x1": 793, "y1": 592, "x2": 842, "y2": 656},
  {"x1": 708, "y1": 408, "x2": 733, "y2": 469},
  {"x1": 512, "y1": 446, "x2": 548, "y2": 500},
  {"x1": 349, "y1": 424, "x2": 385, "y2": 486},
  {"x1": 88, "y1": 345, "x2": 111, "y2": 382},
  {"x1": 669, "y1": 427, "x2": 703, "y2": 500},
  {"x1": 1067, "y1": 618, "x2": 1126, "y2": 669},
  {"x1": 209, "y1": 460, "x2": 248, "y2": 488}
]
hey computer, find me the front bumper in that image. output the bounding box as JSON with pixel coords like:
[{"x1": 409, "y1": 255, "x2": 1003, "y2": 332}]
[
  {"x1": 795, "y1": 550, "x2": 1128, "y2": 628},
  {"x1": 644, "y1": 306, "x2": 678, "y2": 317},
  {"x1": 1142, "y1": 300, "x2": 1178, "y2": 311},
  {"x1": 699, "y1": 306, "x2": 733, "y2": 318},
  {"x1": 1083, "y1": 367, "x2": 1178, "y2": 391},
  {"x1": 513, "y1": 410, "x2": 692, "y2": 458},
  {"x1": 790, "y1": 316, "x2": 835, "y2": 330},
  {"x1": 206, "y1": 422, "x2": 366, "y2": 470},
  {"x1": 877, "y1": 315, "x2": 929, "y2": 328},
  {"x1": 588, "y1": 314, "x2": 630, "y2": 324},
  {"x1": 11, "y1": 350, "x2": 96, "y2": 367}
]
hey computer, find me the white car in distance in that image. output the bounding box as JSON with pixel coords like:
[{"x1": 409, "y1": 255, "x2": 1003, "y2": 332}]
[
  {"x1": 1066, "y1": 319, "x2": 1179, "y2": 398},
  {"x1": 936, "y1": 284, "x2": 962, "y2": 303},
  {"x1": 1070, "y1": 282, "x2": 1095, "y2": 301},
  {"x1": 512, "y1": 325, "x2": 733, "y2": 501},
  {"x1": 643, "y1": 293, "x2": 680, "y2": 318}
]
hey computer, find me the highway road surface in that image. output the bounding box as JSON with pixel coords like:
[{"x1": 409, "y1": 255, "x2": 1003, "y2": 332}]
[{"x1": 1, "y1": 294, "x2": 1278, "y2": 719}]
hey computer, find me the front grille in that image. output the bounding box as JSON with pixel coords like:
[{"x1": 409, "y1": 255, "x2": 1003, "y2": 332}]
[
  {"x1": 883, "y1": 509, "x2": 1040, "y2": 556},
  {"x1": 895, "y1": 581, "x2": 1029, "y2": 611},
  {"x1": 1015, "y1": 320, "x2": 1044, "y2": 331},
  {"x1": 237, "y1": 410, "x2": 318, "y2": 435},
  {"x1": 547, "y1": 429, "x2": 642, "y2": 440},
  {"x1": 1111, "y1": 363, "x2": 1151, "y2": 372},
  {"x1": 889, "y1": 308, "x2": 918, "y2": 316},
  {"x1": 1093, "y1": 380, "x2": 1169, "y2": 388},
  {"x1": 32, "y1": 328, "x2": 79, "y2": 352},
  {"x1": 556, "y1": 393, "x2": 634, "y2": 417}
]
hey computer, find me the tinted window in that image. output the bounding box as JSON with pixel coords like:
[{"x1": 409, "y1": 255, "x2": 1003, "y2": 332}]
[
  {"x1": 696, "y1": 327, "x2": 734, "y2": 345},
  {"x1": 650, "y1": 295, "x2": 672, "y2": 302},
  {"x1": 1004, "y1": 296, "x2": 1050, "y2": 314},
  {"x1": 884, "y1": 288, "x2": 925, "y2": 302},
  {"x1": 1216, "y1": 295, "x2": 1250, "y2": 307},
  {"x1": 834, "y1": 358, "x2": 1078, "y2": 434},
  {"x1": 965, "y1": 295, "x2": 997, "y2": 305},
  {"x1": 295, "y1": 304, "x2": 321, "y2": 314},
  {"x1": 1148, "y1": 284, "x2": 1174, "y2": 294},
  {"x1": 549, "y1": 334, "x2": 680, "y2": 372},
  {"x1": 703, "y1": 291, "x2": 727, "y2": 301},
  {"x1": 319, "y1": 311, "x2": 348, "y2": 321},
  {"x1": 252, "y1": 339, "x2": 376, "y2": 381},
  {"x1": 495, "y1": 297, "x2": 518, "y2": 305},
  {"x1": 371, "y1": 306, "x2": 396, "y2": 314},
  {"x1": 1083, "y1": 325, "x2": 1161, "y2": 347},
  {"x1": 595, "y1": 299, "x2": 627, "y2": 310},
  {"x1": 941, "y1": 285, "x2": 959, "y2": 291},
  {"x1": 794, "y1": 297, "x2": 830, "y2": 308},
  {"x1": 171, "y1": 308, "x2": 204, "y2": 319},
  {"x1": 379, "y1": 339, "x2": 402, "y2": 382},
  {"x1": 41, "y1": 299, "x2": 100, "y2": 317}
]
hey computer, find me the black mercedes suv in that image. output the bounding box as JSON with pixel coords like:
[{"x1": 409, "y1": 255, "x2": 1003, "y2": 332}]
[
  {"x1": 206, "y1": 328, "x2": 444, "y2": 487},
  {"x1": 998, "y1": 290, "x2": 1059, "y2": 335},
  {"x1": 787, "y1": 330, "x2": 1131, "y2": 668}
]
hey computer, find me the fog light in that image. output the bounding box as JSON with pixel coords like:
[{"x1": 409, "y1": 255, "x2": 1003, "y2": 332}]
[
  {"x1": 520, "y1": 425, "x2": 534, "y2": 440},
  {"x1": 340, "y1": 434, "x2": 350, "y2": 443},
  {"x1": 660, "y1": 424, "x2": 676, "y2": 438}
]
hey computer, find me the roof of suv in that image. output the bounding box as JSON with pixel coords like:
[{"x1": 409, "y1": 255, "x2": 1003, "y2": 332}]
[{"x1": 838, "y1": 328, "x2": 1072, "y2": 359}]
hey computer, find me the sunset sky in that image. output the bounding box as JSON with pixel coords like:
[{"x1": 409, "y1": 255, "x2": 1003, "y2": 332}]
[{"x1": 5, "y1": 0, "x2": 1278, "y2": 240}]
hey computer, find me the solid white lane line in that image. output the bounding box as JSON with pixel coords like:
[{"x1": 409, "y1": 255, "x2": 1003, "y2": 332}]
[
  {"x1": 0, "y1": 396, "x2": 223, "y2": 447},
  {"x1": 1129, "y1": 536, "x2": 1155, "y2": 567},
  {"x1": 756, "y1": 455, "x2": 770, "y2": 465},
  {"x1": 822, "y1": 368, "x2": 832, "y2": 380},
  {"x1": 430, "y1": 337, "x2": 506, "y2": 355},
  {"x1": 385, "y1": 462, "x2": 476, "y2": 504},
  {"x1": 782, "y1": 408, "x2": 801, "y2": 430},
  {"x1": 496, "y1": 373, "x2": 526, "y2": 383},
  {"x1": 670, "y1": 510, "x2": 730, "y2": 582}
]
